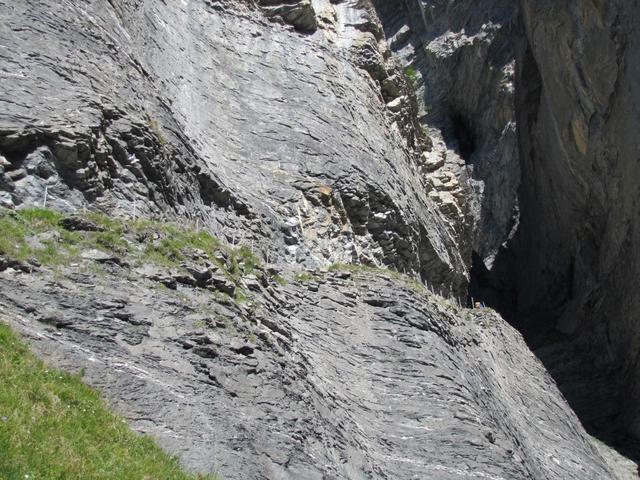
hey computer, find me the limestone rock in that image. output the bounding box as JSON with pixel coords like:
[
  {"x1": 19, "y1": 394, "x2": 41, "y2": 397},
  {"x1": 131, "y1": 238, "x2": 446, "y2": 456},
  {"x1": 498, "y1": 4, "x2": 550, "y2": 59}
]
[
  {"x1": 510, "y1": 0, "x2": 640, "y2": 441},
  {"x1": 0, "y1": 266, "x2": 616, "y2": 479},
  {"x1": 257, "y1": 0, "x2": 318, "y2": 32}
]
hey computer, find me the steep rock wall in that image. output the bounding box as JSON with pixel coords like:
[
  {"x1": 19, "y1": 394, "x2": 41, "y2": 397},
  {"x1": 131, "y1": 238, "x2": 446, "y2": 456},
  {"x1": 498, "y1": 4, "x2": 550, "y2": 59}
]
[
  {"x1": 0, "y1": 0, "x2": 467, "y2": 293},
  {"x1": 371, "y1": 0, "x2": 520, "y2": 273},
  {"x1": 0, "y1": 0, "x2": 636, "y2": 477},
  {"x1": 0, "y1": 263, "x2": 616, "y2": 479},
  {"x1": 514, "y1": 0, "x2": 640, "y2": 439}
]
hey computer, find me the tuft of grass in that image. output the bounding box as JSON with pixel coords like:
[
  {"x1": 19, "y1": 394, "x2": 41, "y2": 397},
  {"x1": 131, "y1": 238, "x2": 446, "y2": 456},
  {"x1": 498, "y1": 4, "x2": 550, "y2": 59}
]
[
  {"x1": 293, "y1": 271, "x2": 316, "y2": 283},
  {"x1": 0, "y1": 208, "x2": 261, "y2": 289},
  {"x1": 0, "y1": 322, "x2": 218, "y2": 480},
  {"x1": 0, "y1": 208, "x2": 74, "y2": 266},
  {"x1": 328, "y1": 262, "x2": 428, "y2": 296},
  {"x1": 147, "y1": 119, "x2": 167, "y2": 145},
  {"x1": 404, "y1": 65, "x2": 419, "y2": 89},
  {"x1": 230, "y1": 246, "x2": 260, "y2": 276}
]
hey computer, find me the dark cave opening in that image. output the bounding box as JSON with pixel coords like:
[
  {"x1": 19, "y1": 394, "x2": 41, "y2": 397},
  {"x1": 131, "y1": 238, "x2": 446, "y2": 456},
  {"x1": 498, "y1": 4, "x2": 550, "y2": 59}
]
[{"x1": 450, "y1": 113, "x2": 477, "y2": 163}]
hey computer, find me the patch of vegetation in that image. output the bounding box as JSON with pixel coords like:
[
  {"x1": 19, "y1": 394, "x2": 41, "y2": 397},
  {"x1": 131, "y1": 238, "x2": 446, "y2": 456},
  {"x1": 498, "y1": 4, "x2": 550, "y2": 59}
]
[
  {"x1": 293, "y1": 271, "x2": 316, "y2": 283},
  {"x1": 0, "y1": 208, "x2": 78, "y2": 266},
  {"x1": 0, "y1": 322, "x2": 218, "y2": 480},
  {"x1": 0, "y1": 208, "x2": 262, "y2": 298},
  {"x1": 193, "y1": 319, "x2": 208, "y2": 330},
  {"x1": 404, "y1": 65, "x2": 419, "y2": 89},
  {"x1": 328, "y1": 262, "x2": 428, "y2": 296},
  {"x1": 229, "y1": 245, "x2": 260, "y2": 277},
  {"x1": 147, "y1": 119, "x2": 167, "y2": 145}
]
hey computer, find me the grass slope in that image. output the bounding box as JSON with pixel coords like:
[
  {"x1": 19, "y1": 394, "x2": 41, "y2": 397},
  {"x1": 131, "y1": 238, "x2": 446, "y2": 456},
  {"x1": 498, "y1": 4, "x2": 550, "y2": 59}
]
[
  {"x1": 0, "y1": 207, "x2": 260, "y2": 300},
  {"x1": 0, "y1": 323, "x2": 218, "y2": 480}
]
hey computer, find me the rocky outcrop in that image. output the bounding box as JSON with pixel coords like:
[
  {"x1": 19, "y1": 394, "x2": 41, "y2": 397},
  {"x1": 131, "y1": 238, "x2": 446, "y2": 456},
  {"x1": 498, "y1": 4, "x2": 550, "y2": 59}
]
[
  {"x1": 371, "y1": 0, "x2": 520, "y2": 271},
  {"x1": 0, "y1": 0, "x2": 467, "y2": 293},
  {"x1": 510, "y1": 0, "x2": 640, "y2": 441},
  {"x1": 0, "y1": 260, "x2": 615, "y2": 479},
  {"x1": 256, "y1": 0, "x2": 318, "y2": 32},
  {"x1": 2, "y1": 0, "x2": 640, "y2": 477}
]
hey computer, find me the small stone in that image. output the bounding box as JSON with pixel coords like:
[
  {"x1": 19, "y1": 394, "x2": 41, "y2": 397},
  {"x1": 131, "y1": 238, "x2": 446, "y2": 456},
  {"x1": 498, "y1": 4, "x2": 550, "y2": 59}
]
[
  {"x1": 390, "y1": 25, "x2": 412, "y2": 49},
  {"x1": 0, "y1": 192, "x2": 14, "y2": 209},
  {"x1": 81, "y1": 249, "x2": 119, "y2": 264},
  {"x1": 386, "y1": 96, "x2": 405, "y2": 113},
  {"x1": 243, "y1": 274, "x2": 262, "y2": 292},
  {"x1": 5, "y1": 168, "x2": 26, "y2": 181},
  {"x1": 333, "y1": 270, "x2": 352, "y2": 280},
  {"x1": 207, "y1": 274, "x2": 236, "y2": 296},
  {"x1": 230, "y1": 340, "x2": 255, "y2": 357},
  {"x1": 173, "y1": 273, "x2": 197, "y2": 287},
  {"x1": 421, "y1": 151, "x2": 445, "y2": 172},
  {"x1": 39, "y1": 312, "x2": 73, "y2": 328},
  {"x1": 192, "y1": 345, "x2": 218, "y2": 359},
  {"x1": 184, "y1": 263, "x2": 212, "y2": 286}
]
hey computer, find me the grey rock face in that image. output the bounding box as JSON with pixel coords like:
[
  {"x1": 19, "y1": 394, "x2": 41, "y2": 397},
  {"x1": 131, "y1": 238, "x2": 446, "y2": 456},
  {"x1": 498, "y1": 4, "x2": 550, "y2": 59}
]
[
  {"x1": 0, "y1": 0, "x2": 468, "y2": 293},
  {"x1": 256, "y1": 0, "x2": 318, "y2": 32},
  {"x1": 372, "y1": 0, "x2": 520, "y2": 270},
  {"x1": 512, "y1": 0, "x2": 640, "y2": 440},
  {"x1": 0, "y1": 0, "x2": 637, "y2": 477},
  {"x1": 0, "y1": 264, "x2": 615, "y2": 479}
]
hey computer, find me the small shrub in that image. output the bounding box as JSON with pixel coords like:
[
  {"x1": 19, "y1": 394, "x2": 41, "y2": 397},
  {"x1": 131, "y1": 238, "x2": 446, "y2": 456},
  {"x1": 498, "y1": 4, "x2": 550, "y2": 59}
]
[{"x1": 404, "y1": 65, "x2": 419, "y2": 89}]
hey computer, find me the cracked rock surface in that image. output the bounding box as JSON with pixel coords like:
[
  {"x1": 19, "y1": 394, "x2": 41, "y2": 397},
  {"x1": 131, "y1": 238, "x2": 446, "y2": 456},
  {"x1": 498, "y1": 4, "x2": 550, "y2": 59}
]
[
  {"x1": 0, "y1": 0, "x2": 467, "y2": 292},
  {"x1": 0, "y1": 261, "x2": 615, "y2": 479},
  {"x1": 0, "y1": 0, "x2": 638, "y2": 478}
]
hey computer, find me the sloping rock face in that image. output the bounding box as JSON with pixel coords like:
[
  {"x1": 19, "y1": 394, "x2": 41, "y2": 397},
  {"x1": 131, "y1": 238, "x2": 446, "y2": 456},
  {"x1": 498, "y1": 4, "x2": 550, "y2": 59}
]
[
  {"x1": 0, "y1": 0, "x2": 466, "y2": 292},
  {"x1": 512, "y1": 0, "x2": 640, "y2": 440},
  {"x1": 0, "y1": 0, "x2": 632, "y2": 478},
  {"x1": 0, "y1": 264, "x2": 615, "y2": 479}
]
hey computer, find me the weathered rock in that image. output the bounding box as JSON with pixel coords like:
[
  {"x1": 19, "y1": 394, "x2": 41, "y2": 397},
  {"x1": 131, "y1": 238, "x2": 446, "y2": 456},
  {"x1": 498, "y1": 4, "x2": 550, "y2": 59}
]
[
  {"x1": 59, "y1": 215, "x2": 104, "y2": 232},
  {"x1": 207, "y1": 274, "x2": 236, "y2": 296},
  {"x1": 0, "y1": 0, "x2": 638, "y2": 477},
  {"x1": 0, "y1": 266, "x2": 616, "y2": 479},
  {"x1": 81, "y1": 249, "x2": 120, "y2": 264},
  {"x1": 256, "y1": 0, "x2": 318, "y2": 32},
  {"x1": 0, "y1": 0, "x2": 469, "y2": 293},
  {"x1": 372, "y1": 0, "x2": 519, "y2": 270},
  {"x1": 507, "y1": 0, "x2": 640, "y2": 443}
]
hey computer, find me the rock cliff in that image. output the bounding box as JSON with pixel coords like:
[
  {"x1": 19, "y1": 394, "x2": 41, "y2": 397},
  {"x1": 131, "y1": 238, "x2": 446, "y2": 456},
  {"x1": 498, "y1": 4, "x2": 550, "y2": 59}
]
[
  {"x1": 509, "y1": 0, "x2": 640, "y2": 446},
  {"x1": 0, "y1": 0, "x2": 638, "y2": 478}
]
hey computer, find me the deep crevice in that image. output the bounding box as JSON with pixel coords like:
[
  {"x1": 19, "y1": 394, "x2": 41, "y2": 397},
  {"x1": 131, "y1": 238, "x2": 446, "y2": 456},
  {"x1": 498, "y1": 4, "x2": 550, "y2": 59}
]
[{"x1": 450, "y1": 113, "x2": 477, "y2": 163}]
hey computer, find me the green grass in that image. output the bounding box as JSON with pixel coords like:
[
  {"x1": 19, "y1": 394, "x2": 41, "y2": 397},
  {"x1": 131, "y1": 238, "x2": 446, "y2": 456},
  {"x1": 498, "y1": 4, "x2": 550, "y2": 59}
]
[
  {"x1": 0, "y1": 322, "x2": 218, "y2": 480},
  {"x1": 0, "y1": 208, "x2": 261, "y2": 294},
  {"x1": 404, "y1": 65, "x2": 419, "y2": 89},
  {"x1": 293, "y1": 271, "x2": 316, "y2": 283},
  {"x1": 0, "y1": 208, "x2": 77, "y2": 266},
  {"x1": 328, "y1": 262, "x2": 428, "y2": 296}
]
